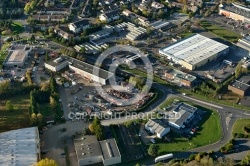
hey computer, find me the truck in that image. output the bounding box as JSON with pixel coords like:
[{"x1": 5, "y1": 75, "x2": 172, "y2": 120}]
[{"x1": 155, "y1": 153, "x2": 173, "y2": 163}]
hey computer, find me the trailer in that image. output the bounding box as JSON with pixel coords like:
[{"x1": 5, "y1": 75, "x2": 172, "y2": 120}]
[{"x1": 155, "y1": 153, "x2": 173, "y2": 163}]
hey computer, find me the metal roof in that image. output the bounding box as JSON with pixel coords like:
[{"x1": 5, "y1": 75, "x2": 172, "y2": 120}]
[
  {"x1": 159, "y1": 34, "x2": 229, "y2": 65},
  {"x1": 0, "y1": 127, "x2": 39, "y2": 166}
]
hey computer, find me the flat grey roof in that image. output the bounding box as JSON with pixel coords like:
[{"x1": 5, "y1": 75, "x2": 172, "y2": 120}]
[
  {"x1": 169, "y1": 102, "x2": 197, "y2": 126},
  {"x1": 222, "y1": 3, "x2": 250, "y2": 19},
  {"x1": 4, "y1": 50, "x2": 28, "y2": 65},
  {"x1": 0, "y1": 127, "x2": 38, "y2": 166},
  {"x1": 46, "y1": 56, "x2": 114, "y2": 80},
  {"x1": 230, "y1": 75, "x2": 250, "y2": 91},
  {"x1": 69, "y1": 57, "x2": 114, "y2": 80},
  {"x1": 167, "y1": 68, "x2": 196, "y2": 82},
  {"x1": 99, "y1": 138, "x2": 121, "y2": 160},
  {"x1": 75, "y1": 141, "x2": 102, "y2": 160},
  {"x1": 159, "y1": 34, "x2": 229, "y2": 65}
]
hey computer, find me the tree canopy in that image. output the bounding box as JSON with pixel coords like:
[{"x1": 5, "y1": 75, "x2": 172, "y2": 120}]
[{"x1": 35, "y1": 158, "x2": 58, "y2": 166}]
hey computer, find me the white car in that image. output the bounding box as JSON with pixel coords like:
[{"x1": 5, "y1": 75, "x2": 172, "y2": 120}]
[{"x1": 138, "y1": 132, "x2": 141, "y2": 137}]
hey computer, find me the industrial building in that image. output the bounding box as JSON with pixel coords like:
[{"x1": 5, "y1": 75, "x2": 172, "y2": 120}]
[
  {"x1": 74, "y1": 135, "x2": 121, "y2": 166},
  {"x1": 219, "y1": 3, "x2": 250, "y2": 23},
  {"x1": 237, "y1": 36, "x2": 250, "y2": 52},
  {"x1": 3, "y1": 45, "x2": 32, "y2": 68},
  {"x1": 0, "y1": 127, "x2": 40, "y2": 166},
  {"x1": 44, "y1": 56, "x2": 69, "y2": 72},
  {"x1": 165, "y1": 68, "x2": 197, "y2": 87},
  {"x1": 228, "y1": 75, "x2": 250, "y2": 96},
  {"x1": 45, "y1": 56, "x2": 114, "y2": 85},
  {"x1": 145, "y1": 119, "x2": 170, "y2": 138},
  {"x1": 159, "y1": 34, "x2": 229, "y2": 70},
  {"x1": 168, "y1": 102, "x2": 198, "y2": 129},
  {"x1": 114, "y1": 22, "x2": 147, "y2": 41}
]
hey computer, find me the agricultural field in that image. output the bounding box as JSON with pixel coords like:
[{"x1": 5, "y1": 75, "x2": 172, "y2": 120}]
[{"x1": 0, "y1": 94, "x2": 30, "y2": 132}]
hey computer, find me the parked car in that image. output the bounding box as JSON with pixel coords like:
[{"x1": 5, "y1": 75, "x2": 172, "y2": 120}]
[
  {"x1": 151, "y1": 138, "x2": 156, "y2": 144},
  {"x1": 138, "y1": 132, "x2": 141, "y2": 137}
]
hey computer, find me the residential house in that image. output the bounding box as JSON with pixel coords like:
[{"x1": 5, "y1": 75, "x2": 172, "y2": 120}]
[
  {"x1": 151, "y1": 2, "x2": 164, "y2": 9},
  {"x1": 37, "y1": 8, "x2": 71, "y2": 15},
  {"x1": 145, "y1": 119, "x2": 170, "y2": 138},
  {"x1": 68, "y1": 20, "x2": 90, "y2": 33},
  {"x1": 54, "y1": 27, "x2": 75, "y2": 40},
  {"x1": 31, "y1": 15, "x2": 65, "y2": 22},
  {"x1": 99, "y1": 10, "x2": 120, "y2": 23}
]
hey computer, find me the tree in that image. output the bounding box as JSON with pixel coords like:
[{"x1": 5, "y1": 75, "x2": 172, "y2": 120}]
[
  {"x1": 30, "y1": 113, "x2": 37, "y2": 125},
  {"x1": 30, "y1": 34, "x2": 35, "y2": 41},
  {"x1": 40, "y1": 82, "x2": 50, "y2": 91},
  {"x1": 235, "y1": 63, "x2": 248, "y2": 78},
  {"x1": 24, "y1": 2, "x2": 32, "y2": 14},
  {"x1": 241, "y1": 152, "x2": 250, "y2": 165},
  {"x1": 50, "y1": 96, "x2": 57, "y2": 109},
  {"x1": 45, "y1": 52, "x2": 49, "y2": 62},
  {"x1": 5, "y1": 100, "x2": 14, "y2": 111},
  {"x1": 37, "y1": 113, "x2": 43, "y2": 127},
  {"x1": 182, "y1": 5, "x2": 188, "y2": 14},
  {"x1": 89, "y1": 123, "x2": 94, "y2": 133},
  {"x1": 49, "y1": 76, "x2": 57, "y2": 92},
  {"x1": 195, "y1": 153, "x2": 201, "y2": 162},
  {"x1": 148, "y1": 144, "x2": 158, "y2": 156},
  {"x1": 35, "y1": 158, "x2": 58, "y2": 166}
]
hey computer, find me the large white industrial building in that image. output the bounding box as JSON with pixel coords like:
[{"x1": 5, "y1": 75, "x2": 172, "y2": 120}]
[
  {"x1": 0, "y1": 127, "x2": 40, "y2": 166},
  {"x1": 159, "y1": 34, "x2": 229, "y2": 70}
]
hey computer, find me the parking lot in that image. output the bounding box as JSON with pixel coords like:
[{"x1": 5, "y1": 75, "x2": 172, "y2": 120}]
[{"x1": 111, "y1": 124, "x2": 147, "y2": 163}]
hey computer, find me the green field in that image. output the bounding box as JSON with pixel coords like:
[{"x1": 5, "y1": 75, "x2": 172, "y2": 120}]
[
  {"x1": 0, "y1": 94, "x2": 30, "y2": 132},
  {"x1": 0, "y1": 43, "x2": 10, "y2": 68},
  {"x1": 179, "y1": 32, "x2": 194, "y2": 38},
  {"x1": 11, "y1": 22, "x2": 24, "y2": 34},
  {"x1": 232, "y1": 119, "x2": 250, "y2": 136},
  {"x1": 200, "y1": 21, "x2": 240, "y2": 42},
  {"x1": 157, "y1": 99, "x2": 222, "y2": 154}
]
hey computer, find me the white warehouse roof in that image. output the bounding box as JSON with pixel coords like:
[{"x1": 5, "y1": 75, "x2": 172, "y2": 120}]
[
  {"x1": 159, "y1": 34, "x2": 229, "y2": 66},
  {"x1": 0, "y1": 127, "x2": 39, "y2": 166}
]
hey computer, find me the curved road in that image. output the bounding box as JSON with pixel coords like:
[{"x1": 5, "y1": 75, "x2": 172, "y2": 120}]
[{"x1": 102, "y1": 82, "x2": 250, "y2": 154}]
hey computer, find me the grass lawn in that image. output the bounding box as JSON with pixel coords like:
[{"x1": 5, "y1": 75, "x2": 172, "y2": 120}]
[
  {"x1": 200, "y1": 21, "x2": 240, "y2": 42},
  {"x1": 232, "y1": 119, "x2": 250, "y2": 136},
  {"x1": 0, "y1": 42, "x2": 10, "y2": 68},
  {"x1": 0, "y1": 94, "x2": 30, "y2": 132},
  {"x1": 156, "y1": 99, "x2": 222, "y2": 154},
  {"x1": 179, "y1": 32, "x2": 194, "y2": 38},
  {"x1": 11, "y1": 21, "x2": 24, "y2": 34}
]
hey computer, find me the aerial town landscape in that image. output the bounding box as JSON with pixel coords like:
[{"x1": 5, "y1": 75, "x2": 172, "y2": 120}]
[{"x1": 0, "y1": 0, "x2": 250, "y2": 166}]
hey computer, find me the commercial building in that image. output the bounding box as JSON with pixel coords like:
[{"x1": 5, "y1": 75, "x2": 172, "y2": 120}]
[
  {"x1": 228, "y1": 75, "x2": 250, "y2": 96},
  {"x1": 0, "y1": 127, "x2": 40, "y2": 166},
  {"x1": 68, "y1": 20, "x2": 90, "y2": 33},
  {"x1": 74, "y1": 135, "x2": 121, "y2": 166},
  {"x1": 237, "y1": 36, "x2": 250, "y2": 52},
  {"x1": 145, "y1": 119, "x2": 170, "y2": 138},
  {"x1": 3, "y1": 45, "x2": 31, "y2": 68},
  {"x1": 168, "y1": 102, "x2": 198, "y2": 129},
  {"x1": 219, "y1": 3, "x2": 250, "y2": 23},
  {"x1": 45, "y1": 56, "x2": 114, "y2": 85},
  {"x1": 165, "y1": 68, "x2": 197, "y2": 87},
  {"x1": 159, "y1": 34, "x2": 229, "y2": 70},
  {"x1": 44, "y1": 57, "x2": 69, "y2": 72}
]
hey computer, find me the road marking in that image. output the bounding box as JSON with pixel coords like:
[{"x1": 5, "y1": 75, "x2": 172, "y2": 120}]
[
  {"x1": 183, "y1": 96, "x2": 223, "y2": 109},
  {"x1": 244, "y1": 113, "x2": 250, "y2": 116}
]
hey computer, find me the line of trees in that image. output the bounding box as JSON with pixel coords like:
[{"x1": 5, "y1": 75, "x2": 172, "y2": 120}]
[
  {"x1": 29, "y1": 76, "x2": 63, "y2": 126},
  {"x1": 60, "y1": 47, "x2": 86, "y2": 61},
  {"x1": 89, "y1": 118, "x2": 105, "y2": 140}
]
